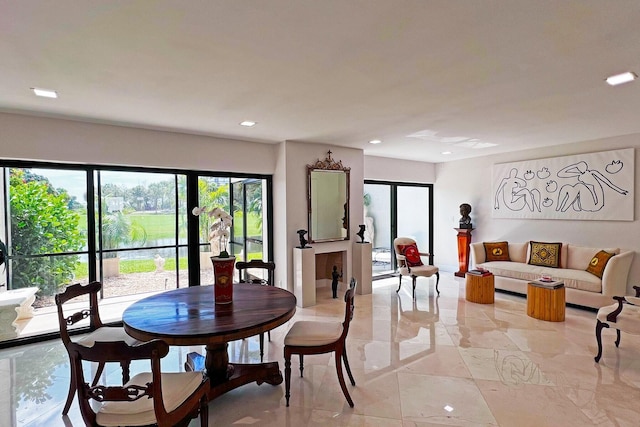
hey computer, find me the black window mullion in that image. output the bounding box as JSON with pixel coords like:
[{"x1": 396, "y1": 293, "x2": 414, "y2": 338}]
[
  {"x1": 86, "y1": 168, "x2": 97, "y2": 282},
  {"x1": 186, "y1": 172, "x2": 200, "y2": 287}
]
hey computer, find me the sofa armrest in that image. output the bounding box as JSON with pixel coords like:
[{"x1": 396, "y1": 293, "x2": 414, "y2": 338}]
[
  {"x1": 470, "y1": 242, "x2": 485, "y2": 266},
  {"x1": 601, "y1": 250, "x2": 635, "y2": 296}
]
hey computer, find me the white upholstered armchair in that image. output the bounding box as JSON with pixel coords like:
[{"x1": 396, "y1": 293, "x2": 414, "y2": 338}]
[{"x1": 393, "y1": 237, "x2": 439, "y2": 299}]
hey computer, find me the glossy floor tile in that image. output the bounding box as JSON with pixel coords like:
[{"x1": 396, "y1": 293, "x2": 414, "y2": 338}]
[{"x1": 1, "y1": 273, "x2": 639, "y2": 426}]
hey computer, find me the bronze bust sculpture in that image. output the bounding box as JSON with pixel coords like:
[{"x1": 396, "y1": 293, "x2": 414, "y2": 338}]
[{"x1": 459, "y1": 203, "x2": 472, "y2": 229}]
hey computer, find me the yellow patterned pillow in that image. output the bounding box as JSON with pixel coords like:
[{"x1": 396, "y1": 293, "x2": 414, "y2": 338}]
[
  {"x1": 528, "y1": 241, "x2": 562, "y2": 268},
  {"x1": 483, "y1": 241, "x2": 510, "y2": 262},
  {"x1": 586, "y1": 250, "x2": 615, "y2": 278}
]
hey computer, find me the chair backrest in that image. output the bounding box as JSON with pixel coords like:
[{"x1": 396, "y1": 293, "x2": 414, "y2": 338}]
[
  {"x1": 55, "y1": 281, "x2": 104, "y2": 346},
  {"x1": 68, "y1": 339, "x2": 208, "y2": 427},
  {"x1": 393, "y1": 237, "x2": 417, "y2": 267},
  {"x1": 236, "y1": 259, "x2": 275, "y2": 286},
  {"x1": 340, "y1": 278, "x2": 357, "y2": 340}
]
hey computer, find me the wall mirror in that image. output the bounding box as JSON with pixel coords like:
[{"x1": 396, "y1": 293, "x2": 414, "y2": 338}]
[{"x1": 307, "y1": 151, "x2": 350, "y2": 243}]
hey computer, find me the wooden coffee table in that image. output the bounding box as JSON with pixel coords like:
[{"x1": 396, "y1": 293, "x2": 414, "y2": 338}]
[
  {"x1": 527, "y1": 281, "x2": 565, "y2": 322},
  {"x1": 465, "y1": 272, "x2": 494, "y2": 304}
]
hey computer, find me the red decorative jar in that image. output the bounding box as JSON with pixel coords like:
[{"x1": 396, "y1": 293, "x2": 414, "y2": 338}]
[{"x1": 211, "y1": 256, "x2": 235, "y2": 304}]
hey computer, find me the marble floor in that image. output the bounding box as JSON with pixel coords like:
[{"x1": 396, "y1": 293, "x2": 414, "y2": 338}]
[{"x1": 2, "y1": 273, "x2": 640, "y2": 426}]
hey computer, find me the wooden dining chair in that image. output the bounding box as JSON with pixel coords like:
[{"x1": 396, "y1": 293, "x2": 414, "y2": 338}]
[
  {"x1": 55, "y1": 281, "x2": 140, "y2": 416},
  {"x1": 68, "y1": 339, "x2": 210, "y2": 427},
  {"x1": 236, "y1": 259, "x2": 276, "y2": 361},
  {"x1": 284, "y1": 278, "x2": 357, "y2": 407}
]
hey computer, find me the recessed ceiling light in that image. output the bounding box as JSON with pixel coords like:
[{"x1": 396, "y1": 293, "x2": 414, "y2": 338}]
[
  {"x1": 368, "y1": 139, "x2": 382, "y2": 144},
  {"x1": 441, "y1": 151, "x2": 452, "y2": 155},
  {"x1": 239, "y1": 121, "x2": 257, "y2": 127},
  {"x1": 605, "y1": 71, "x2": 637, "y2": 86},
  {"x1": 444, "y1": 405, "x2": 454, "y2": 412},
  {"x1": 31, "y1": 87, "x2": 58, "y2": 98}
]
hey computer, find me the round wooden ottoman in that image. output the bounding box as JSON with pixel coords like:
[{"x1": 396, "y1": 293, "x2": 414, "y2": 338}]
[
  {"x1": 527, "y1": 281, "x2": 565, "y2": 322},
  {"x1": 465, "y1": 272, "x2": 495, "y2": 304}
]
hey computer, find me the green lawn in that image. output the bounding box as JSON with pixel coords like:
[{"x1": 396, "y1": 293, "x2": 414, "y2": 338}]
[
  {"x1": 78, "y1": 211, "x2": 262, "y2": 241},
  {"x1": 73, "y1": 211, "x2": 263, "y2": 278},
  {"x1": 74, "y1": 257, "x2": 189, "y2": 279}
]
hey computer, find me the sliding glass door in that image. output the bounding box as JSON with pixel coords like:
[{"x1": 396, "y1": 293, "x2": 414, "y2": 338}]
[
  {"x1": 364, "y1": 181, "x2": 433, "y2": 278},
  {"x1": 0, "y1": 161, "x2": 272, "y2": 338}
]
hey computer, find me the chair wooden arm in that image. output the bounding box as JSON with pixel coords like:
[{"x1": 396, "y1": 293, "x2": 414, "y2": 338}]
[
  {"x1": 396, "y1": 254, "x2": 407, "y2": 267},
  {"x1": 418, "y1": 252, "x2": 431, "y2": 257},
  {"x1": 606, "y1": 296, "x2": 627, "y2": 323}
]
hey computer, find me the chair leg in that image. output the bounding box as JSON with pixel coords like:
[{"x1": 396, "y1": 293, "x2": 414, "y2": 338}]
[
  {"x1": 615, "y1": 329, "x2": 621, "y2": 347},
  {"x1": 412, "y1": 276, "x2": 417, "y2": 300},
  {"x1": 259, "y1": 332, "x2": 265, "y2": 361},
  {"x1": 334, "y1": 350, "x2": 354, "y2": 407},
  {"x1": 199, "y1": 394, "x2": 209, "y2": 427},
  {"x1": 595, "y1": 319, "x2": 609, "y2": 363},
  {"x1": 435, "y1": 272, "x2": 440, "y2": 294},
  {"x1": 396, "y1": 274, "x2": 402, "y2": 293},
  {"x1": 284, "y1": 349, "x2": 292, "y2": 407},
  {"x1": 299, "y1": 354, "x2": 304, "y2": 377},
  {"x1": 62, "y1": 358, "x2": 76, "y2": 415},
  {"x1": 342, "y1": 347, "x2": 355, "y2": 386}
]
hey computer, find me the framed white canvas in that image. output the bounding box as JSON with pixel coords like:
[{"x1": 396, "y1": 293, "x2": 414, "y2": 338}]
[{"x1": 492, "y1": 148, "x2": 634, "y2": 221}]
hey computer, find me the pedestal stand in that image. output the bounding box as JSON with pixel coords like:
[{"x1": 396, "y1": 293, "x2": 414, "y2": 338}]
[
  {"x1": 352, "y1": 242, "x2": 372, "y2": 295},
  {"x1": 454, "y1": 228, "x2": 474, "y2": 278},
  {"x1": 293, "y1": 247, "x2": 316, "y2": 307}
]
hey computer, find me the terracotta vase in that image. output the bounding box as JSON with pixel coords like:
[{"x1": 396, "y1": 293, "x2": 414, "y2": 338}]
[{"x1": 211, "y1": 256, "x2": 235, "y2": 304}]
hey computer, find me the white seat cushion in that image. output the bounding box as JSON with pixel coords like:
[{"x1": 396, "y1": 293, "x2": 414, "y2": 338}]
[
  {"x1": 284, "y1": 321, "x2": 342, "y2": 346},
  {"x1": 597, "y1": 303, "x2": 640, "y2": 335},
  {"x1": 399, "y1": 265, "x2": 438, "y2": 277},
  {"x1": 74, "y1": 326, "x2": 139, "y2": 347},
  {"x1": 96, "y1": 371, "x2": 204, "y2": 426}
]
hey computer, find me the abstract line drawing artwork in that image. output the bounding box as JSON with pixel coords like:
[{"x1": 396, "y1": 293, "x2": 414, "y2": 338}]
[{"x1": 493, "y1": 148, "x2": 634, "y2": 221}]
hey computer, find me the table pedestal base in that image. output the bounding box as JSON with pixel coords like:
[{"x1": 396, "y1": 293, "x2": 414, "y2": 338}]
[{"x1": 186, "y1": 343, "x2": 283, "y2": 401}]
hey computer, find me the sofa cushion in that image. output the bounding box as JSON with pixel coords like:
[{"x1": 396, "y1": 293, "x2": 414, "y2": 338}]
[
  {"x1": 566, "y1": 245, "x2": 620, "y2": 270},
  {"x1": 477, "y1": 261, "x2": 602, "y2": 293},
  {"x1": 586, "y1": 250, "x2": 616, "y2": 279},
  {"x1": 484, "y1": 241, "x2": 510, "y2": 261},
  {"x1": 508, "y1": 242, "x2": 529, "y2": 263},
  {"x1": 528, "y1": 241, "x2": 562, "y2": 268}
]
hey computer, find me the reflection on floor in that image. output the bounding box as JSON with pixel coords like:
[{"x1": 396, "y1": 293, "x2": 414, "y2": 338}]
[{"x1": 2, "y1": 273, "x2": 640, "y2": 426}]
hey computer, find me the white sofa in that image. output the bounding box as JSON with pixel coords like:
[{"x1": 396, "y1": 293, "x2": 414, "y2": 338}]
[{"x1": 470, "y1": 242, "x2": 634, "y2": 309}]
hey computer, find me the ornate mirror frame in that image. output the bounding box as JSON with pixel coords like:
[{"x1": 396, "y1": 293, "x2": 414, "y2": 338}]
[{"x1": 307, "y1": 151, "x2": 350, "y2": 243}]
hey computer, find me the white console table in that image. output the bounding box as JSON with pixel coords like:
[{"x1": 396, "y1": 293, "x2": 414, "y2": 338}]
[{"x1": 352, "y1": 242, "x2": 372, "y2": 295}]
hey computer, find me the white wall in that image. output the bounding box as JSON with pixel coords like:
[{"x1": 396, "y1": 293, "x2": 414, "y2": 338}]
[
  {"x1": 365, "y1": 156, "x2": 436, "y2": 183},
  {"x1": 434, "y1": 135, "x2": 640, "y2": 294},
  {"x1": 0, "y1": 113, "x2": 276, "y2": 173}
]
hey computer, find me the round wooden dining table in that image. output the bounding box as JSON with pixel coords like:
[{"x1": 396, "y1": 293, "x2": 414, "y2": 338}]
[{"x1": 122, "y1": 283, "x2": 297, "y2": 401}]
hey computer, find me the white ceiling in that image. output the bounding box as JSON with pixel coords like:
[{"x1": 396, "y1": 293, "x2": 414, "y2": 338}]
[{"x1": 1, "y1": 1, "x2": 640, "y2": 163}]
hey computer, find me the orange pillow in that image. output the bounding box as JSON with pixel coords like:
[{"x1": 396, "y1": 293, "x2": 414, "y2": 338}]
[
  {"x1": 586, "y1": 250, "x2": 615, "y2": 278},
  {"x1": 398, "y1": 243, "x2": 423, "y2": 267},
  {"x1": 483, "y1": 241, "x2": 510, "y2": 262}
]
